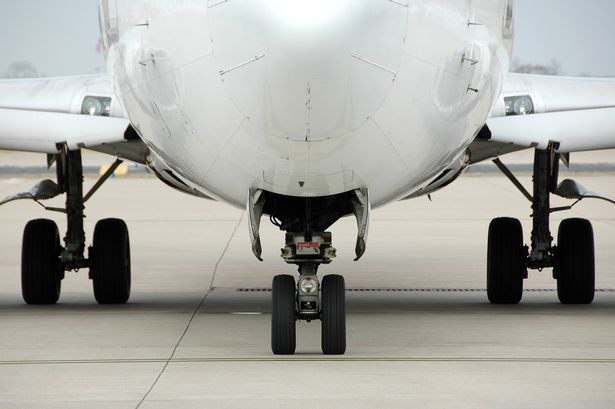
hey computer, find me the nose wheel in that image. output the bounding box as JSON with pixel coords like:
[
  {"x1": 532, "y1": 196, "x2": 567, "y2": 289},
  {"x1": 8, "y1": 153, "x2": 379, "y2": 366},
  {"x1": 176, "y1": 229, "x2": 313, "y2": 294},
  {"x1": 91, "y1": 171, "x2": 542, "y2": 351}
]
[
  {"x1": 271, "y1": 275, "x2": 297, "y2": 355},
  {"x1": 271, "y1": 272, "x2": 347, "y2": 355},
  {"x1": 321, "y1": 274, "x2": 346, "y2": 355}
]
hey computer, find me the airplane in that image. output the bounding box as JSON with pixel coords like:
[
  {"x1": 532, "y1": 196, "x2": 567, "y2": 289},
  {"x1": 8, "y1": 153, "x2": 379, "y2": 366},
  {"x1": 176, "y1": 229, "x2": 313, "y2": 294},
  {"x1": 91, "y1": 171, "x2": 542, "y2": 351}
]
[{"x1": 1, "y1": 0, "x2": 614, "y2": 355}]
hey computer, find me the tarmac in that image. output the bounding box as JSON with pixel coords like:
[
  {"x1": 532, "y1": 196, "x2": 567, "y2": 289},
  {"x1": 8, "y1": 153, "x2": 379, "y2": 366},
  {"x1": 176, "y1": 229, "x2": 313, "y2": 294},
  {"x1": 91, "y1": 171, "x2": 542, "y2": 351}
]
[{"x1": 0, "y1": 158, "x2": 614, "y2": 408}]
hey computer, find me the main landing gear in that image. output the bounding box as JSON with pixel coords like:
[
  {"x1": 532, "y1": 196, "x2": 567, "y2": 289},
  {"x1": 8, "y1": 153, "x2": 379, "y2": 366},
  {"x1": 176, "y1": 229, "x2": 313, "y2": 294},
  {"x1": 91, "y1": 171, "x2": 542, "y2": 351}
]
[
  {"x1": 488, "y1": 145, "x2": 597, "y2": 304},
  {"x1": 15, "y1": 145, "x2": 131, "y2": 305},
  {"x1": 251, "y1": 190, "x2": 368, "y2": 355}
]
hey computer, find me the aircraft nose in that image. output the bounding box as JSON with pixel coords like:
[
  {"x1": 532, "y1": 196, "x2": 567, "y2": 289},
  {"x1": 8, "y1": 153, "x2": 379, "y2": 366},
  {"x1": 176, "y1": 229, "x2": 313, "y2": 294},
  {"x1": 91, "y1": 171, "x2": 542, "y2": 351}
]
[{"x1": 208, "y1": 0, "x2": 407, "y2": 141}]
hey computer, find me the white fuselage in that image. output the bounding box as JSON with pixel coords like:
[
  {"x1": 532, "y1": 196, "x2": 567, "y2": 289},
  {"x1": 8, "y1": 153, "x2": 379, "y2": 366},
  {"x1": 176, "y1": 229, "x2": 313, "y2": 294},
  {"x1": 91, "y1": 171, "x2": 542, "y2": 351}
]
[{"x1": 99, "y1": 0, "x2": 514, "y2": 208}]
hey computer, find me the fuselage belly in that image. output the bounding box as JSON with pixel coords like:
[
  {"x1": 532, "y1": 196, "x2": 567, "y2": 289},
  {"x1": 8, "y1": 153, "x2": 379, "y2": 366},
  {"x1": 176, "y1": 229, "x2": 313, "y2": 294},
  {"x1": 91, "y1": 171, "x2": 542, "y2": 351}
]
[{"x1": 99, "y1": 0, "x2": 512, "y2": 207}]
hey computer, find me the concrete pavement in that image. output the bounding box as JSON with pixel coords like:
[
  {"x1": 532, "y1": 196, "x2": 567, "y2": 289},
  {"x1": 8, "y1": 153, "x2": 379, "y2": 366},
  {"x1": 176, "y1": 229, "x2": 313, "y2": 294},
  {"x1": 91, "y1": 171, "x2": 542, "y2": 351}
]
[{"x1": 0, "y1": 171, "x2": 614, "y2": 408}]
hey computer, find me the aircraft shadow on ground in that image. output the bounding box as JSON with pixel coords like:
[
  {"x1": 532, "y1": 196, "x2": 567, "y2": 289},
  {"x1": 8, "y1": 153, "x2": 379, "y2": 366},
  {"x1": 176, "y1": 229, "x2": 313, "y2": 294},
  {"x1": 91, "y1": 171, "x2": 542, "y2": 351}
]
[{"x1": 1, "y1": 291, "x2": 614, "y2": 314}]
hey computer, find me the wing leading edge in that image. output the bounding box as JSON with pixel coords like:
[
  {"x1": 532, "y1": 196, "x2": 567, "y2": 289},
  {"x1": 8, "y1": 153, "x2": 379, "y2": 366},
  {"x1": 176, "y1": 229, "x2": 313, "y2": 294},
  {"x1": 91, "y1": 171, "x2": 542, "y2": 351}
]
[
  {"x1": 0, "y1": 75, "x2": 130, "y2": 154},
  {"x1": 483, "y1": 73, "x2": 615, "y2": 154}
]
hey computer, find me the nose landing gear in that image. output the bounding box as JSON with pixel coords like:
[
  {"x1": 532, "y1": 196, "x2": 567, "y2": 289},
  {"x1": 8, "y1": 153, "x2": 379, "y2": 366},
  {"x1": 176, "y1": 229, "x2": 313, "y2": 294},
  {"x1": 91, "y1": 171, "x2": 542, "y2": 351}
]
[
  {"x1": 271, "y1": 230, "x2": 346, "y2": 355},
  {"x1": 252, "y1": 190, "x2": 365, "y2": 355},
  {"x1": 271, "y1": 266, "x2": 347, "y2": 355}
]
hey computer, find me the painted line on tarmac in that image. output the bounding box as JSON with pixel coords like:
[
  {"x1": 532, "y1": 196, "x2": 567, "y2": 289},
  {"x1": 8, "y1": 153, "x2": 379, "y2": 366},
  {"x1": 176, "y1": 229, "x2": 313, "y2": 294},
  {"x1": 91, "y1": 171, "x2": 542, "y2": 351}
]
[
  {"x1": 234, "y1": 288, "x2": 615, "y2": 293},
  {"x1": 2, "y1": 357, "x2": 615, "y2": 366}
]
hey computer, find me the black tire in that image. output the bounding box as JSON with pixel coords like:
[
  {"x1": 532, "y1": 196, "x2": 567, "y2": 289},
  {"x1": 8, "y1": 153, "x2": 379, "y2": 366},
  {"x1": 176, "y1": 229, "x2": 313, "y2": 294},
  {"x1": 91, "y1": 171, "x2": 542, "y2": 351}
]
[
  {"x1": 271, "y1": 274, "x2": 296, "y2": 355},
  {"x1": 321, "y1": 274, "x2": 346, "y2": 355},
  {"x1": 556, "y1": 218, "x2": 595, "y2": 304},
  {"x1": 487, "y1": 218, "x2": 525, "y2": 304},
  {"x1": 91, "y1": 219, "x2": 131, "y2": 304},
  {"x1": 22, "y1": 219, "x2": 63, "y2": 305}
]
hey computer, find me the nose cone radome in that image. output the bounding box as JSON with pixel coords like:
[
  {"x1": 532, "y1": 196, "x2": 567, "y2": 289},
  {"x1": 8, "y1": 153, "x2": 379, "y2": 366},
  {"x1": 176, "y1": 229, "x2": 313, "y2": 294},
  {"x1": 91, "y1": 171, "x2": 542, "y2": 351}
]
[{"x1": 209, "y1": 0, "x2": 407, "y2": 141}]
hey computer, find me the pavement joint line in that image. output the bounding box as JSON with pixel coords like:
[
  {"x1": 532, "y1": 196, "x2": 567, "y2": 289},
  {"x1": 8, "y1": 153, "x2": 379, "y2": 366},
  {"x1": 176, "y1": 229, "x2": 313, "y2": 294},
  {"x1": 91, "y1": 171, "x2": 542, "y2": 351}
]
[
  {"x1": 134, "y1": 212, "x2": 245, "y2": 409},
  {"x1": 233, "y1": 288, "x2": 615, "y2": 293},
  {"x1": 2, "y1": 357, "x2": 615, "y2": 365}
]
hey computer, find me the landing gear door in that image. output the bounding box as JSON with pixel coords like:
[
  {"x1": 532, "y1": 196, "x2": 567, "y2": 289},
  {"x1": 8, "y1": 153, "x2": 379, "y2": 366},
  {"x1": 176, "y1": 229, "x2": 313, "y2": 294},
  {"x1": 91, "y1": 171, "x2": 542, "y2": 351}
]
[
  {"x1": 247, "y1": 189, "x2": 265, "y2": 261},
  {"x1": 352, "y1": 189, "x2": 370, "y2": 261}
]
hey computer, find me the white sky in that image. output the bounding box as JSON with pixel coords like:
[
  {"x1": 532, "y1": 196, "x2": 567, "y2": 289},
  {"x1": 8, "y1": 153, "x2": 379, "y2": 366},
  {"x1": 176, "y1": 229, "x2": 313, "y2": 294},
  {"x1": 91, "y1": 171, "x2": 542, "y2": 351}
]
[{"x1": 0, "y1": 0, "x2": 614, "y2": 77}]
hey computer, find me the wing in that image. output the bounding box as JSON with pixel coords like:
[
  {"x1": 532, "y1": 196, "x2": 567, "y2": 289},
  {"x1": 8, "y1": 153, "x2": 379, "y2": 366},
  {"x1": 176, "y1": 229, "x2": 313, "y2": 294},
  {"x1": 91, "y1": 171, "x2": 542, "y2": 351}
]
[
  {"x1": 470, "y1": 73, "x2": 615, "y2": 162},
  {"x1": 0, "y1": 74, "x2": 139, "y2": 157}
]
